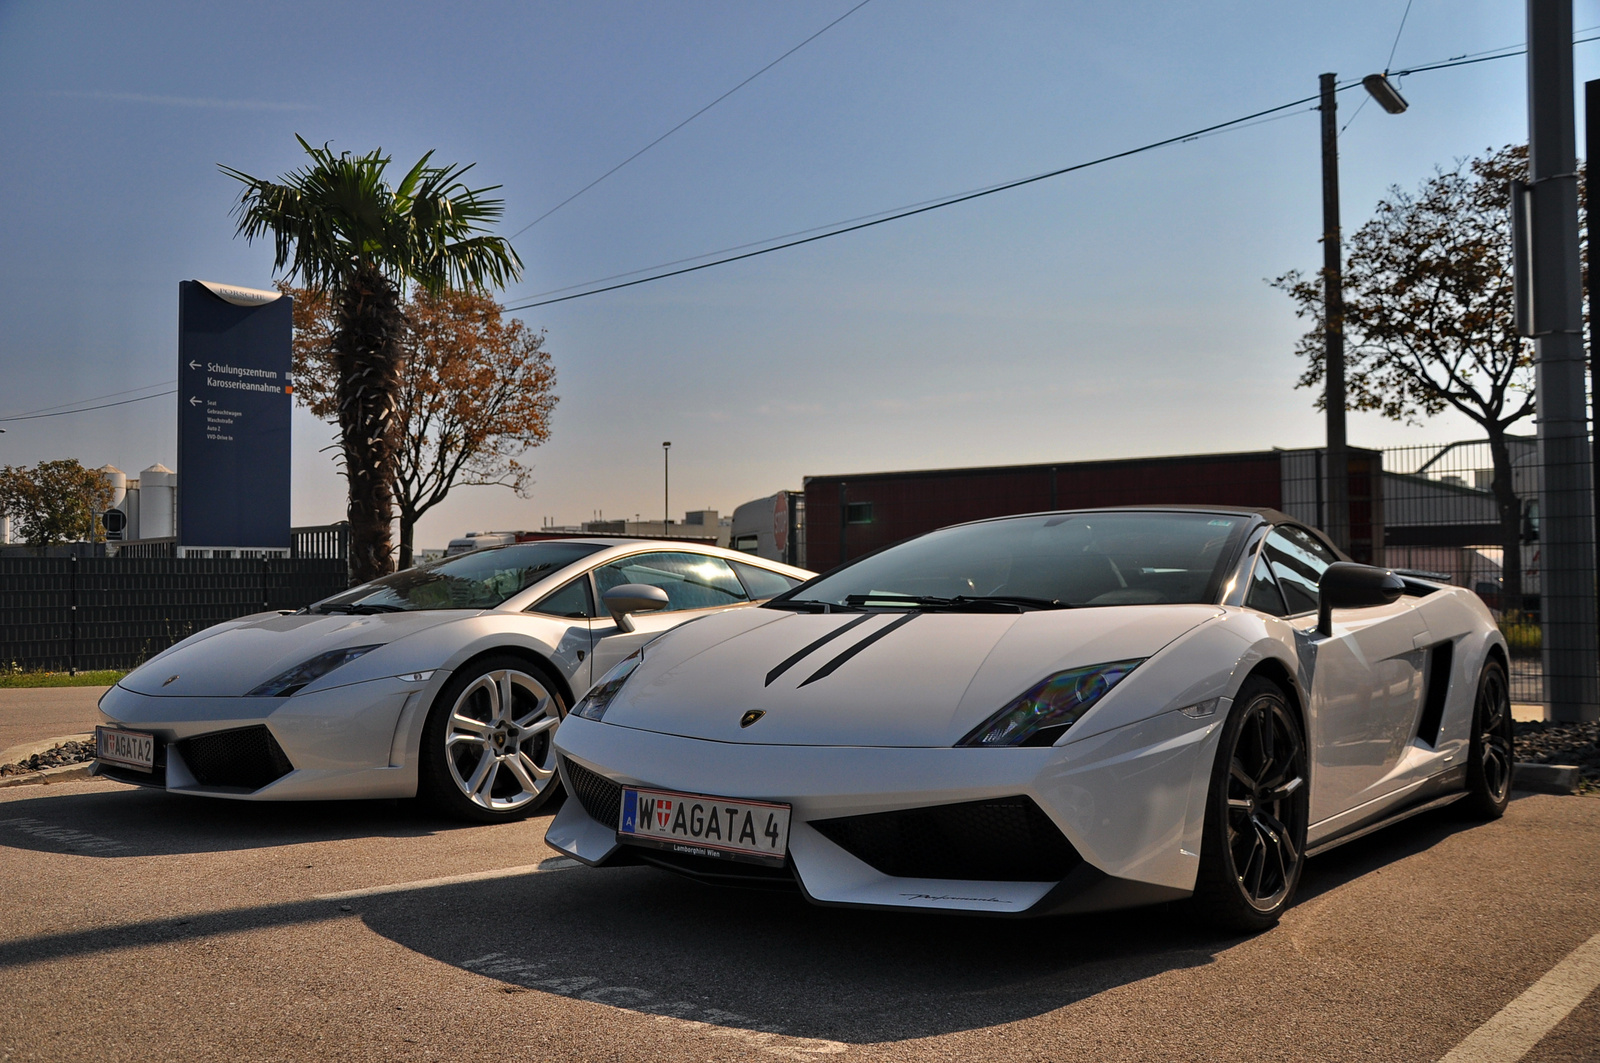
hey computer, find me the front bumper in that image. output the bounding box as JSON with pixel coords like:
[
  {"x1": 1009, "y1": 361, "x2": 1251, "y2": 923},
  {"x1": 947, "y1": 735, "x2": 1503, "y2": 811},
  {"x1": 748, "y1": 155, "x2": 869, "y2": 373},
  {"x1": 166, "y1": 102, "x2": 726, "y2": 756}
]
[
  {"x1": 547, "y1": 708, "x2": 1224, "y2": 917},
  {"x1": 95, "y1": 673, "x2": 442, "y2": 801}
]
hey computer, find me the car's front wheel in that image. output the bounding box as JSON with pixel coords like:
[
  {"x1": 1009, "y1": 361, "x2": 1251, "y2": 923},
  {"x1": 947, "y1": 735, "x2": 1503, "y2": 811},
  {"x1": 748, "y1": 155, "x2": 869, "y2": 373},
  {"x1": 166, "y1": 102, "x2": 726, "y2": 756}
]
[
  {"x1": 418, "y1": 655, "x2": 566, "y2": 822},
  {"x1": 1192, "y1": 675, "x2": 1310, "y2": 932}
]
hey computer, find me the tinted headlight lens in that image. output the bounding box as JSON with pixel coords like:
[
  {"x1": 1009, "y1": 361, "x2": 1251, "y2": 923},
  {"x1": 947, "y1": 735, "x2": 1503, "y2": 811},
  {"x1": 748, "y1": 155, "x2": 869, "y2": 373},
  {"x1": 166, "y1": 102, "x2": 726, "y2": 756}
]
[
  {"x1": 956, "y1": 659, "x2": 1143, "y2": 747},
  {"x1": 572, "y1": 651, "x2": 642, "y2": 721},
  {"x1": 246, "y1": 644, "x2": 383, "y2": 698}
]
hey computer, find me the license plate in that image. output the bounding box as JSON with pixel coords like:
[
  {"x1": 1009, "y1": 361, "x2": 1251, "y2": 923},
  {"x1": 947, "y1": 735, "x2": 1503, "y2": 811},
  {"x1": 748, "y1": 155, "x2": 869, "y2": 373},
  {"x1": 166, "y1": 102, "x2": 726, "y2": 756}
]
[
  {"x1": 95, "y1": 726, "x2": 155, "y2": 772},
  {"x1": 618, "y1": 786, "x2": 791, "y2": 866}
]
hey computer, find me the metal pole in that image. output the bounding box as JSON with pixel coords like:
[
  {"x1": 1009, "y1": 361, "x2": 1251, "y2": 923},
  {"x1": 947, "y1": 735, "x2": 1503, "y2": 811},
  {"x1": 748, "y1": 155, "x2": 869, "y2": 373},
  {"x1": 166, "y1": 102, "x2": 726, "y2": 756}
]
[
  {"x1": 1320, "y1": 72, "x2": 1351, "y2": 554},
  {"x1": 1528, "y1": 0, "x2": 1599, "y2": 722},
  {"x1": 1585, "y1": 77, "x2": 1600, "y2": 648},
  {"x1": 662, "y1": 442, "x2": 671, "y2": 530}
]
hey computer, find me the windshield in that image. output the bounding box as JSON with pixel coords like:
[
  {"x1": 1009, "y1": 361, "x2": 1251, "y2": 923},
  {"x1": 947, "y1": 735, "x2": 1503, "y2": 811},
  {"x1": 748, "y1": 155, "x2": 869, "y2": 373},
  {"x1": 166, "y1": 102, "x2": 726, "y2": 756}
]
[
  {"x1": 787, "y1": 512, "x2": 1247, "y2": 610},
  {"x1": 314, "y1": 542, "x2": 606, "y2": 613}
]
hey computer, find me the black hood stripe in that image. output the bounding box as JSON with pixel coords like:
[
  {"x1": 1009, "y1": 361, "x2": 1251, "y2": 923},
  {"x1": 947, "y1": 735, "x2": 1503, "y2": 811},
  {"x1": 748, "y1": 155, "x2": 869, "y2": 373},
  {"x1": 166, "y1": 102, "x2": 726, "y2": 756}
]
[
  {"x1": 765, "y1": 613, "x2": 873, "y2": 687},
  {"x1": 797, "y1": 611, "x2": 921, "y2": 688}
]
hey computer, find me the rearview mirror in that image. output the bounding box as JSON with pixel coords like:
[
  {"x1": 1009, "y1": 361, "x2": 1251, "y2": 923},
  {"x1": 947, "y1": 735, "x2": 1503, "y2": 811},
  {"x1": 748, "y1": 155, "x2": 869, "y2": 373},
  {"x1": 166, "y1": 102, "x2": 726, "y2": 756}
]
[
  {"x1": 1317, "y1": 562, "x2": 1406, "y2": 635},
  {"x1": 602, "y1": 583, "x2": 670, "y2": 633}
]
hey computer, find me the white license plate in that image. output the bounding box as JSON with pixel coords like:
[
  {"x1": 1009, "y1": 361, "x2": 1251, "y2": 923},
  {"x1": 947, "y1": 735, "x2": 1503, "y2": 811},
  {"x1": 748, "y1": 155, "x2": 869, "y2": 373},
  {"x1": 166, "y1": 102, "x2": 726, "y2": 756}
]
[
  {"x1": 95, "y1": 726, "x2": 155, "y2": 772},
  {"x1": 618, "y1": 787, "x2": 791, "y2": 866}
]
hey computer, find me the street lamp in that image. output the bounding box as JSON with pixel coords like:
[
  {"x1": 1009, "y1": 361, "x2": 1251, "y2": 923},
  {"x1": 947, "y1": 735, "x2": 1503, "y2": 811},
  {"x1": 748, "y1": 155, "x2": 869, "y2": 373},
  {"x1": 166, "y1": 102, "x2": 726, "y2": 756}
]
[
  {"x1": 1318, "y1": 71, "x2": 1410, "y2": 556},
  {"x1": 662, "y1": 442, "x2": 672, "y2": 531}
]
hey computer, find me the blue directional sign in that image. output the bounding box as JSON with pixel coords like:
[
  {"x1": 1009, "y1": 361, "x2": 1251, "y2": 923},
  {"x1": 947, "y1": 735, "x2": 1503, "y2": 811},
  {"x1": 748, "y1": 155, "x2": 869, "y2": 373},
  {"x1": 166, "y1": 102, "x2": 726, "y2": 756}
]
[{"x1": 176, "y1": 281, "x2": 294, "y2": 551}]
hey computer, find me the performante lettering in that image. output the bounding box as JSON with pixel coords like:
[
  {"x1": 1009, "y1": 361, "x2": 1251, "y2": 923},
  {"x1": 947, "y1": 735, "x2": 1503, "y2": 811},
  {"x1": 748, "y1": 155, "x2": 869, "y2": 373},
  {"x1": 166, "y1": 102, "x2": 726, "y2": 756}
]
[{"x1": 739, "y1": 812, "x2": 757, "y2": 845}]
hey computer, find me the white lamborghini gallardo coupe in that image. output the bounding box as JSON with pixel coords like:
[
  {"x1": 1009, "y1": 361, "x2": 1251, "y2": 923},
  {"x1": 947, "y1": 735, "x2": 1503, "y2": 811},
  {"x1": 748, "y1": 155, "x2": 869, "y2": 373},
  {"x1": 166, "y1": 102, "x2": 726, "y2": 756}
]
[
  {"x1": 94, "y1": 539, "x2": 809, "y2": 821},
  {"x1": 547, "y1": 507, "x2": 1514, "y2": 929}
]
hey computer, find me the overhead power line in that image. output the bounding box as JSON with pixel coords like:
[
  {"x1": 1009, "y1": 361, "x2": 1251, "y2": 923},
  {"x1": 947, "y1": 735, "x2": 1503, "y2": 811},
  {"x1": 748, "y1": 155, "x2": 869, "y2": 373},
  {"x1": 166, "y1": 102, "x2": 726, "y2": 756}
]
[
  {"x1": 508, "y1": 0, "x2": 874, "y2": 240},
  {"x1": 500, "y1": 35, "x2": 1600, "y2": 314},
  {"x1": 0, "y1": 389, "x2": 177, "y2": 423}
]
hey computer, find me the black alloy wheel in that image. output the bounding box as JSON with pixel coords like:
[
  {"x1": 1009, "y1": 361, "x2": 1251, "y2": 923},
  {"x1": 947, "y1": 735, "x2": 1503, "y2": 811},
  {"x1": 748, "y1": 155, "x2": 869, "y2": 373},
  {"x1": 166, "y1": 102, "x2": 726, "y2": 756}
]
[
  {"x1": 1193, "y1": 676, "x2": 1310, "y2": 932},
  {"x1": 1462, "y1": 659, "x2": 1514, "y2": 819}
]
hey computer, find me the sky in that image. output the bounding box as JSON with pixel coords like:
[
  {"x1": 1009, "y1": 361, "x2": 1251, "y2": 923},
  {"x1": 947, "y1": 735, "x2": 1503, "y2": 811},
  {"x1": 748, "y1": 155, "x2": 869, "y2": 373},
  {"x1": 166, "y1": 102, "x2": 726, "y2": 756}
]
[{"x1": 2, "y1": 0, "x2": 1598, "y2": 550}]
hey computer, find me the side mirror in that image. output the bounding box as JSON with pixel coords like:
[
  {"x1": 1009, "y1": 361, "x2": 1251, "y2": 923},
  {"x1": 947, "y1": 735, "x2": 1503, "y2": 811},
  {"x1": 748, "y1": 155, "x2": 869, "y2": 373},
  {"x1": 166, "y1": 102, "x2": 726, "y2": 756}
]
[
  {"x1": 602, "y1": 583, "x2": 670, "y2": 633},
  {"x1": 1317, "y1": 562, "x2": 1406, "y2": 635}
]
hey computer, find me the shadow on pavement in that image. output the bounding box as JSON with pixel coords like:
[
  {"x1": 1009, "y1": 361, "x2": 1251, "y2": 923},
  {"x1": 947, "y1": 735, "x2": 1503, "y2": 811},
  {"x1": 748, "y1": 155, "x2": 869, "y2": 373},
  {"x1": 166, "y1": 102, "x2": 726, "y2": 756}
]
[{"x1": 0, "y1": 784, "x2": 453, "y2": 857}]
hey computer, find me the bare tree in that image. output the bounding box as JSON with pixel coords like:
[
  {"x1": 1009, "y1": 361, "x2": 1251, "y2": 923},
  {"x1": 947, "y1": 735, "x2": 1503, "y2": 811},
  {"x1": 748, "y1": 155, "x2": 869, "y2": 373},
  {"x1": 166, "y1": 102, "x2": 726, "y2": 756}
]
[{"x1": 289, "y1": 286, "x2": 558, "y2": 567}]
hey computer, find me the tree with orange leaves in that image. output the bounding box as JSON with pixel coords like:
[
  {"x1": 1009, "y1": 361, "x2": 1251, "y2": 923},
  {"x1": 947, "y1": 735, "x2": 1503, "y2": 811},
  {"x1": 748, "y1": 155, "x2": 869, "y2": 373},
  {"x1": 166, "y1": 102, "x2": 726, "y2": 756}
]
[{"x1": 288, "y1": 285, "x2": 558, "y2": 568}]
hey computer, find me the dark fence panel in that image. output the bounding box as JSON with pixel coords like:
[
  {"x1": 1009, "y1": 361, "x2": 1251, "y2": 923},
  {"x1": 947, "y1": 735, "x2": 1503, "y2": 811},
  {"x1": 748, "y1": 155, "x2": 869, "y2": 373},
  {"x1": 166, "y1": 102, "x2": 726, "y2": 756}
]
[{"x1": 0, "y1": 557, "x2": 348, "y2": 672}]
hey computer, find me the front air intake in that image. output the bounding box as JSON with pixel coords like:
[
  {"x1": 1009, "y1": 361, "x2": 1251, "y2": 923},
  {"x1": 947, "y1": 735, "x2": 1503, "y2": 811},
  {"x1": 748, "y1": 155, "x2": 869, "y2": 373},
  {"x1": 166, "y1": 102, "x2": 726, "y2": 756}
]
[
  {"x1": 810, "y1": 795, "x2": 1081, "y2": 881},
  {"x1": 176, "y1": 726, "x2": 293, "y2": 790},
  {"x1": 562, "y1": 756, "x2": 622, "y2": 828}
]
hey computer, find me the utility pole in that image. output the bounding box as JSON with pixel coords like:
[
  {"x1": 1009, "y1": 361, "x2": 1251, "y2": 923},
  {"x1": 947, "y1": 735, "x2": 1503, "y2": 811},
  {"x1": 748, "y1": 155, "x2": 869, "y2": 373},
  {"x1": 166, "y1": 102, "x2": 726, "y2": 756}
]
[
  {"x1": 1526, "y1": 0, "x2": 1599, "y2": 722},
  {"x1": 1585, "y1": 77, "x2": 1600, "y2": 648},
  {"x1": 662, "y1": 441, "x2": 671, "y2": 531},
  {"x1": 1319, "y1": 72, "x2": 1350, "y2": 554}
]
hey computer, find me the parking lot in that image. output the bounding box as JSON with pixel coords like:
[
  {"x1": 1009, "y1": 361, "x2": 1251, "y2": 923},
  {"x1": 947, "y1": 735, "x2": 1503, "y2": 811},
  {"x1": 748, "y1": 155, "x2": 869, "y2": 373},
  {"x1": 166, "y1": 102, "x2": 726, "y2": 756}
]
[{"x1": 1, "y1": 691, "x2": 1597, "y2": 1063}]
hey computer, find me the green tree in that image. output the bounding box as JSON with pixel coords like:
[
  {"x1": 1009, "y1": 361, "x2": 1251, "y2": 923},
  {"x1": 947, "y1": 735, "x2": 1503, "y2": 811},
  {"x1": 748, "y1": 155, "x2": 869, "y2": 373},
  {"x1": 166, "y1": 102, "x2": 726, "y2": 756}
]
[
  {"x1": 0, "y1": 460, "x2": 114, "y2": 548},
  {"x1": 221, "y1": 136, "x2": 522, "y2": 583},
  {"x1": 288, "y1": 285, "x2": 559, "y2": 568},
  {"x1": 1272, "y1": 145, "x2": 1548, "y2": 607}
]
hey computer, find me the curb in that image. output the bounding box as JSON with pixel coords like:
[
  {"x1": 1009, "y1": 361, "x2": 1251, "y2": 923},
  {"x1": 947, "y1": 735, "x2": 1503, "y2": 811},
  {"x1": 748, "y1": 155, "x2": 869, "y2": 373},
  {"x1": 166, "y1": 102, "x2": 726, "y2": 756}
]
[
  {"x1": 0, "y1": 762, "x2": 97, "y2": 789},
  {"x1": 1513, "y1": 762, "x2": 1582, "y2": 795}
]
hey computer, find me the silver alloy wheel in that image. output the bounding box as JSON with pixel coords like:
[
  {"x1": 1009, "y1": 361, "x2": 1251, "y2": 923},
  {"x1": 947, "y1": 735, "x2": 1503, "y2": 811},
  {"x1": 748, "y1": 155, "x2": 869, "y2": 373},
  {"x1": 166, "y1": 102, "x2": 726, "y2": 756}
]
[{"x1": 443, "y1": 668, "x2": 560, "y2": 812}]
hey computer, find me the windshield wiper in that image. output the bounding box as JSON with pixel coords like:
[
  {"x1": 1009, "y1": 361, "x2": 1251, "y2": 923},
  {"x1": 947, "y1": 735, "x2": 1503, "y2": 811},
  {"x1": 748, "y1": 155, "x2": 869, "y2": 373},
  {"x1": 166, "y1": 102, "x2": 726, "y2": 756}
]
[
  {"x1": 315, "y1": 603, "x2": 405, "y2": 615},
  {"x1": 765, "y1": 598, "x2": 852, "y2": 613},
  {"x1": 842, "y1": 593, "x2": 1067, "y2": 612}
]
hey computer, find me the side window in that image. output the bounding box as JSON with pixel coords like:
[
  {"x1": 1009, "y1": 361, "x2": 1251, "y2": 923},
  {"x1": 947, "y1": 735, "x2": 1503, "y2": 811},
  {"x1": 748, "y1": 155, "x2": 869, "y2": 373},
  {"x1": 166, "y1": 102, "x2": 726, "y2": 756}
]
[
  {"x1": 529, "y1": 575, "x2": 595, "y2": 618},
  {"x1": 592, "y1": 552, "x2": 751, "y2": 613},
  {"x1": 731, "y1": 560, "x2": 802, "y2": 600},
  {"x1": 1263, "y1": 527, "x2": 1335, "y2": 615},
  {"x1": 1245, "y1": 550, "x2": 1290, "y2": 617}
]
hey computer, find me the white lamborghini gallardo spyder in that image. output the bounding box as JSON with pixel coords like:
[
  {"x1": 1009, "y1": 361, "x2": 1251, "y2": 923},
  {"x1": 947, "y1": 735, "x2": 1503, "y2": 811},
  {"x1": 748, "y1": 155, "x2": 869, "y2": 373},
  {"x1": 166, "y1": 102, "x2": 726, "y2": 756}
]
[{"x1": 547, "y1": 507, "x2": 1514, "y2": 929}]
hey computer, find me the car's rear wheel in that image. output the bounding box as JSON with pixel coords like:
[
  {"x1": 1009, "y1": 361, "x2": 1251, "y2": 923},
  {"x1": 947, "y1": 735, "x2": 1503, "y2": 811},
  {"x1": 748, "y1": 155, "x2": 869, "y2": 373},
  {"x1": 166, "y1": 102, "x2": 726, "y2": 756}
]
[
  {"x1": 418, "y1": 655, "x2": 565, "y2": 823},
  {"x1": 1461, "y1": 658, "x2": 1513, "y2": 819},
  {"x1": 1192, "y1": 675, "x2": 1309, "y2": 932}
]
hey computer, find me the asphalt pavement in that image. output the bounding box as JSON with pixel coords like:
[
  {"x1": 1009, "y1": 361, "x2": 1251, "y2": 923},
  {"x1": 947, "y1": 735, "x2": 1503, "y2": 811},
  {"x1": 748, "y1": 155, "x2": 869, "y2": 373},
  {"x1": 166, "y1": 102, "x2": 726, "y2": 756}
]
[
  {"x1": 0, "y1": 763, "x2": 1596, "y2": 1062},
  {"x1": 0, "y1": 687, "x2": 105, "y2": 754}
]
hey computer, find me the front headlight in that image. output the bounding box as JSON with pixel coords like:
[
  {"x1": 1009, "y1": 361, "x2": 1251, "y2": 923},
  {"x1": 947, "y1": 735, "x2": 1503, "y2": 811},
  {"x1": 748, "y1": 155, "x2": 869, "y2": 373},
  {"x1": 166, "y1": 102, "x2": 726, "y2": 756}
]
[
  {"x1": 956, "y1": 658, "x2": 1143, "y2": 747},
  {"x1": 246, "y1": 644, "x2": 384, "y2": 697},
  {"x1": 572, "y1": 650, "x2": 643, "y2": 721}
]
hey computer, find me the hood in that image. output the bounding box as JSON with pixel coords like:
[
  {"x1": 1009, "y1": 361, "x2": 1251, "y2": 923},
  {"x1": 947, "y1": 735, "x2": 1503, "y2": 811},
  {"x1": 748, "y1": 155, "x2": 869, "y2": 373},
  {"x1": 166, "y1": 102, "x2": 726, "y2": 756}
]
[
  {"x1": 601, "y1": 603, "x2": 1222, "y2": 747},
  {"x1": 120, "y1": 611, "x2": 467, "y2": 697}
]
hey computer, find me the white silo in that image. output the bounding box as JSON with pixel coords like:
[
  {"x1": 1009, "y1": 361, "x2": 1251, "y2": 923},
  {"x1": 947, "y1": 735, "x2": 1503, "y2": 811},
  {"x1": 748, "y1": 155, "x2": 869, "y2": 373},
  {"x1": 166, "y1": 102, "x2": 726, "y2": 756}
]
[
  {"x1": 140, "y1": 464, "x2": 176, "y2": 538},
  {"x1": 99, "y1": 465, "x2": 126, "y2": 508}
]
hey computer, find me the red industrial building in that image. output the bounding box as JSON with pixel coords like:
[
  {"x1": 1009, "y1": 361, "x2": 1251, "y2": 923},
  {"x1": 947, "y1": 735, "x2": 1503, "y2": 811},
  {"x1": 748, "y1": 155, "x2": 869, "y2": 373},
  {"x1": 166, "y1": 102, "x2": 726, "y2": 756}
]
[{"x1": 802, "y1": 447, "x2": 1382, "y2": 571}]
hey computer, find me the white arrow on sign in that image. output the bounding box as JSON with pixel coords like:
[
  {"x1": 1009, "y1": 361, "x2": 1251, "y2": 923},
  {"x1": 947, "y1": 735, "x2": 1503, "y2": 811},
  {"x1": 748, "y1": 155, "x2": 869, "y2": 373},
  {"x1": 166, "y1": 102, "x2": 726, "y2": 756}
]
[
  {"x1": 188, "y1": 360, "x2": 201, "y2": 370},
  {"x1": 188, "y1": 396, "x2": 203, "y2": 407}
]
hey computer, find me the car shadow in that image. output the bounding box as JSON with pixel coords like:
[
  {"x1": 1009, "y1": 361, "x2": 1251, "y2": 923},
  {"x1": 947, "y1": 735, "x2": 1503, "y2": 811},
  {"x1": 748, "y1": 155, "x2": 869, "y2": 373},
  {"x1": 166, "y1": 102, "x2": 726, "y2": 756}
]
[{"x1": 0, "y1": 784, "x2": 469, "y2": 857}]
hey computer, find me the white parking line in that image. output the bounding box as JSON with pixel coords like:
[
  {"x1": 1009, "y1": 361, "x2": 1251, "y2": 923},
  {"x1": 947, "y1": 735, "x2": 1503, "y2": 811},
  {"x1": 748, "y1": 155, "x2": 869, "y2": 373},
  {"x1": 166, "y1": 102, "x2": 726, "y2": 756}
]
[
  {"x1": 314, "y1": 857, "x2": 582, "y2": 901},
  {"x1": 1440, "y1": 931, "x2": 1600, "y2": 1063}
]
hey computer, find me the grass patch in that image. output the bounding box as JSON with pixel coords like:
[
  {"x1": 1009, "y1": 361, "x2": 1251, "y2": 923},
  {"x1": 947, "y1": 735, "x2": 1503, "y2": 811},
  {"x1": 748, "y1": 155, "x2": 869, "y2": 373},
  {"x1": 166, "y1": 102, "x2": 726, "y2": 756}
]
[{"x1": 0, "y1": 669, "x2": 126, "y2": 689}]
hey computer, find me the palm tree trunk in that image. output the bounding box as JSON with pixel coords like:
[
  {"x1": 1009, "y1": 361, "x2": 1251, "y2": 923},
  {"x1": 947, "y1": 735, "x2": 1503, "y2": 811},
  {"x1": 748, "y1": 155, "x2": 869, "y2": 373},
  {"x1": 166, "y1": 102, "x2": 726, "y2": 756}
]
[
  {"x1": 1486, "y1": 428, "x2": 1524, "y2": 614},
  {"x1": 333, "y1": 266, "x2": 405, "y2": 584}
]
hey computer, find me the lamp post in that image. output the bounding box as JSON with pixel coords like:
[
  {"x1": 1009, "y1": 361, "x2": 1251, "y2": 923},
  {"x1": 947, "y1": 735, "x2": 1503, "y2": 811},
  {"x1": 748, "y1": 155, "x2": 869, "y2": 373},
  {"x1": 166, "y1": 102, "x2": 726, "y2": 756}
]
[
  {"x1": 1318, "y1": 70, "x2": 1408, "y2": 557},
  {"x1": 662, "y1": 441, "x2": 672, "y2": 531}
]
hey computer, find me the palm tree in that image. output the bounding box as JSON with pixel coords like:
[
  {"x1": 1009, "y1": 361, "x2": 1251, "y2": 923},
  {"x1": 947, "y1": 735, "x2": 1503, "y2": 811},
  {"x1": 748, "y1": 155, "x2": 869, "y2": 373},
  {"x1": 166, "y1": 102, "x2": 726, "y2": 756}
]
[{"x1": 221, "y1": 136, "x2": 522, "y2": 583}]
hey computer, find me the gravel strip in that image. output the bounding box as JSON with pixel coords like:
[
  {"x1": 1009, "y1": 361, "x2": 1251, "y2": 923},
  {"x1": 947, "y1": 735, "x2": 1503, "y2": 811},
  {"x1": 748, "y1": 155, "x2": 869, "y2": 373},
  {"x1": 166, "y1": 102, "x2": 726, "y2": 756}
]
[
  {"x1": 0, "y1": 739, "x2": 96, "y2": 777},
  {"x1": 1515, "y1": 720, "x2": 1600, "y2": 793}
]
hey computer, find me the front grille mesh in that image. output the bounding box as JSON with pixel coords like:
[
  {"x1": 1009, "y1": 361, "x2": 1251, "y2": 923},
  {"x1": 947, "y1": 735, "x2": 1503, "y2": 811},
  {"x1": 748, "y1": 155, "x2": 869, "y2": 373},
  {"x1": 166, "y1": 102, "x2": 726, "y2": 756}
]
[
  {"x1": 176, "y1": 726, "x2": 293, "y2": 790},
  {"x1": 563, "y1": 757, "x2": 622, "y2": 828},
  {"x1": 810, "y1": 795, "x2": 1081, "y2": 881}
]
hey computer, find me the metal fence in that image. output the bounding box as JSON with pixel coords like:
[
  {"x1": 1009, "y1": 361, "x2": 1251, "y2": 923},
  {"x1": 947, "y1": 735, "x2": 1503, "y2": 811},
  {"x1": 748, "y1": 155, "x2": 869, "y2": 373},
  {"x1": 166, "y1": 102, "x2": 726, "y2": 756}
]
[
  {"x1": 0, "y1": 557, "x2": 349, "y2": 672},
  {"x1": 1380, "y1": 437, "x2": 1566, "y2": 705}
]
